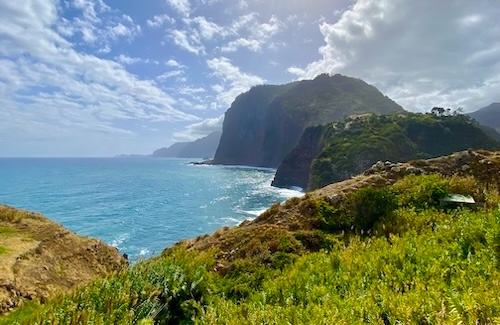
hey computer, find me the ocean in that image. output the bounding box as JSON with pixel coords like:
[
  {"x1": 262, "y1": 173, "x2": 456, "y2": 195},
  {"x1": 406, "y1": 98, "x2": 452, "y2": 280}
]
[{"x1": 0, "y1": 158, "x2": 302, "y2": 261}]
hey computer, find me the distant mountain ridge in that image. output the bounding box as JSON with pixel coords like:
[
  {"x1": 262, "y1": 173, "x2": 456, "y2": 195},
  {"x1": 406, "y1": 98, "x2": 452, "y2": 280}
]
[
  {"x1": 152, "y1": 131, "x2": 222, "y2": 158},
  {"x1": 273, "y1": 113, "x2": 500, "y2": 190},
  {"x1": 213, "y1": 74, "x2": 404, "y2": 168},
  {"x1": 468, "y1": 102, "x2": 500, "y2": 132}
]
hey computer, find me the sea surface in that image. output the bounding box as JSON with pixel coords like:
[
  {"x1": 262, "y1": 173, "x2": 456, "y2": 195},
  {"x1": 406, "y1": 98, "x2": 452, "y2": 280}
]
[{"x1": 0, "y1": 158, "x2": 302, "y2": 261}]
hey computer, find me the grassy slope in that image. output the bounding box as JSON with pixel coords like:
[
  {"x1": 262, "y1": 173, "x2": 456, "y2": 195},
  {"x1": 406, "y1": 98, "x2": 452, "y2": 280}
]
[{"x1": 2, "y1": 166, "x2": 499, "y2": 324}]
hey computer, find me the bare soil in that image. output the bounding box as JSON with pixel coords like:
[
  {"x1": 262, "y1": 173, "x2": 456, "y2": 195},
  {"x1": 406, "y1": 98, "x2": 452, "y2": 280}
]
[{"x1": 0, "y1": 205, "x2": 128, "y2": 314}]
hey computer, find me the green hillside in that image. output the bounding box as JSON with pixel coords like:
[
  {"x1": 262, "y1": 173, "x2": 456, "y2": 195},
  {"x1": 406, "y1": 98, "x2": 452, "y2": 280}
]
[
  {"x1": 2, "y1": 151, "x2": 500, "y2": 324},
  {"x1": 274, "y1": 112, "x2": 499, "y2": 191}
]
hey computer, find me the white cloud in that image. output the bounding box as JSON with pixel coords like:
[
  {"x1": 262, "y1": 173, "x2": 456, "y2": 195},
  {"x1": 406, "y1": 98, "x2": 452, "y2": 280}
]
[
  {"x1": 173, "y1": 115, "x2": 224, "y2": 141},
  {"x1": 163, "y1": 11, "x2": 284, "y2": 56},
  {"x1": 147, "y1": 14, "x2": 175, "y2": 28},
  {"x1": 289, "y1": 0, "x2": 500, "y2": 111},
  {"x1": 156, "y1": 70, "x2": 184, "y2": 81},
  {"x1": 221, "y1": 38, "x2": 260, "y2": 53},
  {"x1": 178, "y1": 86, "x2": 206, "y2": 95},
  {"x1": 56, "y1": 1, "x2": 141, "y2": 52},
  {"x1": 167, "y1": 0, "x2": 191, "y2": 16},
  {"x1": 189, "y1": 16, "x2": 223, "y2": 40},
  {"x1": 207, "y1": 57, "x2": 265, "y2": 108},
  {"x1": 169, "y1": 29, "x2": 205, "y2": 55},
  {"x1": 109, "y1": 22, "x2": 140, "y2": 39},
  {"x1": 165, "y1": 59, "x2": 185, "y2": 68},
  {"x1": 116, "y1": 55, "x2": 158, "y2": 65},
  {"x1": 0, "y1": 0, "x2": 199, "y2": 156},
  {"x1": 220, "y1": 14, "x2": 283, "y2": 53}
]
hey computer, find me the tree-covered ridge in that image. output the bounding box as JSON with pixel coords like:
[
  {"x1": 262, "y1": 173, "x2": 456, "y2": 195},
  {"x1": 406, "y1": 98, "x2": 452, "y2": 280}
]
[
  {"x1": 2, "y1": 151, "x2": 500, "y2": 324},
  {"x1": 307, "y1": 112, "x2": 499, "y2": 190}
]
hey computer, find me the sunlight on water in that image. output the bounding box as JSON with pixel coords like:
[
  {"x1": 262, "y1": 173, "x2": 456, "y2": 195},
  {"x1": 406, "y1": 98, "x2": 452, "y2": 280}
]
[{"x1": 0, "y1": 158, "x2": 303, "y2": 261}]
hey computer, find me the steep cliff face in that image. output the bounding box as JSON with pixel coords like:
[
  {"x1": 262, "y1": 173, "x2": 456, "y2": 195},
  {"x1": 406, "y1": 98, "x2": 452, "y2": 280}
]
[
  {"x1": 213, "y1": 74, "x2": 403, "y2": 167},
  {"x1": 213, "y1": 83, "x2": 296, "y2": 166},
  {"x1": 271, "y1": 125, "x2": 327, "y2": 189},
  {"x1": 274, "y1": 113, "x2": 500, "y2": 191}
]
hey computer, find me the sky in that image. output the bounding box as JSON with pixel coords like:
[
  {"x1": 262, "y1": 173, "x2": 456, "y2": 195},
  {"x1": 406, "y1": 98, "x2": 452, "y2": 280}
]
[{"x1": 1, "y1": 0, "x2": 499, "y2": 157}]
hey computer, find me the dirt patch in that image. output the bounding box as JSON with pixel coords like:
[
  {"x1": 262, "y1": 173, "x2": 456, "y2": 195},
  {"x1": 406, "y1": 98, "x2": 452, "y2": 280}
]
[{"x1": 0, "y1": 205, "x2": 128, "y2": 314}]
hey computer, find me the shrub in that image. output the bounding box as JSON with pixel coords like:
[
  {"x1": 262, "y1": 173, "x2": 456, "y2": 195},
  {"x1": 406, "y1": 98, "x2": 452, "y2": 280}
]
[
  {"x1": 391, "y1": 174, "x2": 450, "y2": 209},
  {"x1": 293, "y1": 230, "x2": 336, "y2": 251},
  {"x1": 311, "y1": 198, "x2": 353, "y2": 232},
  {"x1": 348, "y1": 187, "x2": 398, "y2": 231}
]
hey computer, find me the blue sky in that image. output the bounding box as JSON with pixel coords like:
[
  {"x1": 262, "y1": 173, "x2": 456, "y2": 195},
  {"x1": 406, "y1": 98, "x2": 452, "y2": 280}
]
[{"x1": 1, "y1": 0, "x2": 499, "y2": 157}]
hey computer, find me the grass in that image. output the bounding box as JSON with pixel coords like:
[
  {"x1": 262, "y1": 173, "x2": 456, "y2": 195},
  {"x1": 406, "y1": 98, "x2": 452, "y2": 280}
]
[
  {"x1": 0, "y1": 226, "x2": 18, "y2": 234},
  {"x1": 0, "y1": 246, "x2": 8, "y2": 255},
  {"x1": 1, "y1": 174, "x2": 499, "y2": 324}
]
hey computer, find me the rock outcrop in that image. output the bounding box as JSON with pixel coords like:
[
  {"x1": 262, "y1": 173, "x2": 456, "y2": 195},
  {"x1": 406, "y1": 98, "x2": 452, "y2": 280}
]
[
  {"x1": 213, "y1": 74, "x2": 403, "y2": 168},
  {"x1": 273, "y1": 113, "x2": 500, "y2": 191},
  {"x1": 0, "y1": 205, "x2": 128, "y2": 314}
]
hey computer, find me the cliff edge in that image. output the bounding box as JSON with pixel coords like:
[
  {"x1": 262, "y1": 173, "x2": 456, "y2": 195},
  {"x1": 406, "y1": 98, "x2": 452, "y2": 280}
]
[{"x1": 0, "y1": 205, "x2": 128, "y2": 313}]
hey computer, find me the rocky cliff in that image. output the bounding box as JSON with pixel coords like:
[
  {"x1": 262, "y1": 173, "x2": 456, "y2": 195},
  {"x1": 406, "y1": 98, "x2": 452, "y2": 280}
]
[
  {"x1": 0, "y1": 205, "x2": 127, "y2": 313},
  {"x1": 273, "y1": 113, "x2": 500, "y2": 190},
  {"x1": 213, "y1": 74, "x2": 403, "y2": 168}
]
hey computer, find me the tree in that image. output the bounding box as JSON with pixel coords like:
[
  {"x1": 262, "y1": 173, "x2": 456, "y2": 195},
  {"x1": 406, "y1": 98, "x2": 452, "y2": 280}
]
[{"x1": 431, "y1": 107, "x2": 445, "y2": 116}]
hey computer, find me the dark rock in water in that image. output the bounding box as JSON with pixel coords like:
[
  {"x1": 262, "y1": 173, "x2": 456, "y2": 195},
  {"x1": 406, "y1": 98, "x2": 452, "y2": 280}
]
[{"x1": 213, "y1": 74, "x2": 403, "y2": 168}]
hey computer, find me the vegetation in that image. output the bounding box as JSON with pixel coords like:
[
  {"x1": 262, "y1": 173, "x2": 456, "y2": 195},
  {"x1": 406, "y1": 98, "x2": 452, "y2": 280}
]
[
  {"x1": 0, "y1": 246, "x2": 8, "y2": 255},
  {"x1": 0, "y1": 226, "x2": 18, "y2": 234},
  {"x1": 308, "y1": 113, "x2": 499, "y2": 189},
  {"x1": 2, "y1": 173, "x2": 499, "y2": 324}
]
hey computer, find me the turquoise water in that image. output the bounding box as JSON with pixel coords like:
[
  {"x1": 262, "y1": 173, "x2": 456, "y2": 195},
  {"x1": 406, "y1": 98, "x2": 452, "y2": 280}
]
[{"x1": 0, "y1": 158, "x2": 302, "y2": 261}]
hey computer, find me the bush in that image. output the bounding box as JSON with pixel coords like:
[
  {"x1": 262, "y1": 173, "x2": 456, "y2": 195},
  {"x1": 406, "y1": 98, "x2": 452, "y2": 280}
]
[
  {"x1": 293, "y1": 230, "x2": 335, "y2": 251},
  {"x1": 348, "y1": 187, "x2": 398, "y2": 231},
  {"x1": 391, "y1": 174, "x2": 450, "y2": 209},
  {"x1": 310, "y1": 198, "x2": 352, "y2": 232}
]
